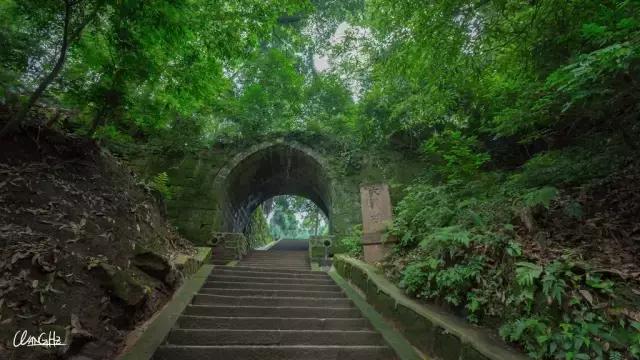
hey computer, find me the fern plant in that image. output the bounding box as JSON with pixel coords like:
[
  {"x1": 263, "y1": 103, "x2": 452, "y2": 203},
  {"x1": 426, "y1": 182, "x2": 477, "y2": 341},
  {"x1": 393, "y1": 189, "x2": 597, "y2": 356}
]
[
  {"x1": 150, "y1": 172, "x2": 172, "y2": 200},
  {"x1": 522, "y1": 186, "x2": 558, "y2": 209},
  {"x1": 515, "y1": 262, "x2": 543, "y2": 287}
]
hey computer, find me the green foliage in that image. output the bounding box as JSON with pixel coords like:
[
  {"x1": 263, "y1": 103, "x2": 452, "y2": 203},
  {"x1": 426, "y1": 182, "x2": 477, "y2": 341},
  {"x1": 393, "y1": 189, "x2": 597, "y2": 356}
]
[
  {"x1": 3, "y1": 1, "x2": 640, "y2": 357},
  {"x1": 499, "y1": 258, "x2": 636, "y2": 359},
  {"x1": 421, "y1": 130, "x2": 490, "y2": 182},
  {"x1": 266, "y1": 196, "x2": 328, "y2": 239},
  {"x1": 333, "y1": 225, "x2": 363, "y2": 257},
  {"x1": 149, "y1": 172, "x2": 172, "y2": 200},
  {"x1": 522, "y1": 187, "x2": 559, "y2": 209},
  {"x1": 515, "y1": 262, "x2": 543, "y2": 288},
  {"x1": 390, "y1": 144, "x2": 639, "y2": 358},
  {"x1": 246, "y1": 206, "x2": 274, "y2": 248},
  {"x1": 508, "y1": 143, "x2": 628, "y2": 189}
]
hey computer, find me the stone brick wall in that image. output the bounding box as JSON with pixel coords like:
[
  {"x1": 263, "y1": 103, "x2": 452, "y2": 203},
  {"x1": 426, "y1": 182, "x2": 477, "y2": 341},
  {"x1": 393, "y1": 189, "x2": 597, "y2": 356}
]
[{"x1": 122, "y1": 138, "x2": 425, "y2": 246}]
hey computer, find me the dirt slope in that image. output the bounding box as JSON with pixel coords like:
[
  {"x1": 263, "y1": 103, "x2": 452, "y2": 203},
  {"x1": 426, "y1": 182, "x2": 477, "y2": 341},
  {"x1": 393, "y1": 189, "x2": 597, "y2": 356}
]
[{"x1": 0, "y1": 126, "x2": 195, "y2": 360}]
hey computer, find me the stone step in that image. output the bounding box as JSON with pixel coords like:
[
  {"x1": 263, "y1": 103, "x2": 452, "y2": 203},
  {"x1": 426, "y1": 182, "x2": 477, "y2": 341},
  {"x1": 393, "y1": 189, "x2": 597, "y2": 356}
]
[
  {"x1": 239, "y1": 261, "x2": 310, "y2": 265},
  {"x1": 184, "y1": 305, "x2": 362, "y2": 318},
  {"x1": 241, "y1": 257, "x2": 308, "y2": 261},
  {"x1": 241, "y1": 258, "x2": 308, "y2": 261},
  {"x1": 211, "y1": 259, "x2": 233, "y2": 265},
  {"x1": 212, "y1": 268, "x2": 329, "y2": 279},
  {"x1": 239, "y1": 259, "x2": 309, "y2": 263},
  {"x1": 152, "y1": 252, "x2": 398, "y2": 360},
  {"x1": 237, "y1": 264, "x2": 311, "y2": 271},
  {"x1": 245, "y1": 251, "x2": 307, "y2": 255},
  {"x1": 242, "y1": 254, "x2": 308, "y2": 258},
  {"x1": 202, "y1": 281, "x2": 340, "y2": 292},
  {"x1": 217, "y1": 265, "x2": 321, "y2": 275},
  {"x1": 166, "y1": 329, "x2": 384, "y2": 346},
  {"x1": 177, "y1": 315, "x2": 372, "y2": 331},
  {"x1": 241, "y1": 258, "x2": 309, "y2": 262},
  {"x1": 154, "y1": 345, "x2": 397, "y2": 360},
  {"x1": 198, "y1": 287, "x2": 344, "y2": 299},
  {"x1": 207, "y1": 274, "x2": 334, "y2": 285},
  {"x1": 192, "y1": 294, "x2": 353, "y2": 308}
]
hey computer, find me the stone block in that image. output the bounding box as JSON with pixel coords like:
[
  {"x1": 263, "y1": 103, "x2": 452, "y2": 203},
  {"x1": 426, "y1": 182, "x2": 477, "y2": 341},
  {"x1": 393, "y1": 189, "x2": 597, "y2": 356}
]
[
  {"x1": 371, "y1": 290, "x2": 396, "y2": 318},
  {"x1": 396, "y1": 304, "x2": 435, "y2": 355},
  {"x1": 93, "y1": 263, "x2": 152, "y2": 307},
  {"x1": 462, "y1": 344, "x2": 491, "y2": 360},
  {"x1": 363, "y1": 242, "x2": 394, "y2": 264},
  {"x1": 309, "y1": 246, "x2": 325, "y2": 259},
  {"x1": 360, "y1": 184, "x2": 397, "y2": 264},
  {"x1": 341, "y1": 261, "x2": 352, "y2": 280},
  {"x1": 360, "y1": 184, "x2": 393, "y2": 234},
  {"x1": 365, "y1": 278, "x2": 379, "y2": 301},
  {"x1": 350, "y1": 266, "x2": 368, "y2": 291},
  {"x1": 434, "y1": 326, "x2": 462, "y2": 360}
]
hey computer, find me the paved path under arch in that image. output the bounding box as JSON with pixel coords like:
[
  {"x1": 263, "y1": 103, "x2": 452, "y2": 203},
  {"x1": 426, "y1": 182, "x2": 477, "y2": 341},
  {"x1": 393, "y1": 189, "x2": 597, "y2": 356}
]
[{"x1": 269, "y1": 238, "x2": 309, "y2": 251}]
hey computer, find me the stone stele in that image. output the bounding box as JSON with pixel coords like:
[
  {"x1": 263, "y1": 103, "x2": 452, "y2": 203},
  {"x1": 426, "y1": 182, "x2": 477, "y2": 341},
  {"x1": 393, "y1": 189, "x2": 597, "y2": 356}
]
[{"x1": 360, "y1": 184, "x2": 396, "y2": 264}]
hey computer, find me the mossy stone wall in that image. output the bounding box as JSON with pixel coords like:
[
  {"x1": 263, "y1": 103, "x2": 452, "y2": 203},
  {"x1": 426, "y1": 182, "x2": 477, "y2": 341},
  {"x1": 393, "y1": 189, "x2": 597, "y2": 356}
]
[{"x1": 123, "y1": 139, "x2": 424, "y2": 246}]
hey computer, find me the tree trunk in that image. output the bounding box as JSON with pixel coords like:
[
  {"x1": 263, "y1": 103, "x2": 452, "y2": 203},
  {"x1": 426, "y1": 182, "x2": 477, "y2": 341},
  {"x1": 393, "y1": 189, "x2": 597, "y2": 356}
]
[
  {"x1": 0, "y1": 1, "x2": 72, "y2": 137},
  {"x1": 0, "y1": 1, "x2": 99, "y2": 137},
  {"x1": 87, "y1": 109, "x2": 105, "y2": 137}
]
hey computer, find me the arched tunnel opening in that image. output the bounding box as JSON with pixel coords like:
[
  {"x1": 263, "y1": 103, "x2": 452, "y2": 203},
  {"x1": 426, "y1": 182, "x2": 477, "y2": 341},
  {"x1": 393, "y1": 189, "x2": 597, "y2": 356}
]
[
  {"x1": 216, "y1": 142, "x2": 332, "y2": 236},
  {"x1": 246, "y1": 195, "x2": 329, "y2": 249}
]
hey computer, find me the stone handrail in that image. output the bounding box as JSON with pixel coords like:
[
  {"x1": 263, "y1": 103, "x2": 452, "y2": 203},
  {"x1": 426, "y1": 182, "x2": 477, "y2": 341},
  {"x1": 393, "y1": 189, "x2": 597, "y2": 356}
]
[{"x1": 333, "y1": 255, "x2": 528, "y2": 360}]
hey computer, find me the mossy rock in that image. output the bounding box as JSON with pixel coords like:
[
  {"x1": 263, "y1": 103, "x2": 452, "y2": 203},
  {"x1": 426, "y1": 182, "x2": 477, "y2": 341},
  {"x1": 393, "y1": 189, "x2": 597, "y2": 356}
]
[
  {"x1": 94, "y1": 263, "x2": 151, "y2": 306},
  {"x1": 132, "y1": 250, "x2": 172, "y2": 282}
]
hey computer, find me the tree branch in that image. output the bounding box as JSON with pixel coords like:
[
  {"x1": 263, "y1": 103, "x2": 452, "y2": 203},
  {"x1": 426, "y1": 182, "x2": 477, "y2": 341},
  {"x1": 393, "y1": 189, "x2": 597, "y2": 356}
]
[{"x1": 0, "y1": 0, "x2": 102, "y2": 137}]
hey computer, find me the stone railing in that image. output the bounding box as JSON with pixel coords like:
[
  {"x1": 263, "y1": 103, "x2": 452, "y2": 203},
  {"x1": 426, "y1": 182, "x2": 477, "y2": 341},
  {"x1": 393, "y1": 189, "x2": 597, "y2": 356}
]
[
  {"x1": 333, "y1": 255, "x2": 528, "y2": 360},
  {"x1": 308, "y1": 235, "x2": 335, "y2": 263}
]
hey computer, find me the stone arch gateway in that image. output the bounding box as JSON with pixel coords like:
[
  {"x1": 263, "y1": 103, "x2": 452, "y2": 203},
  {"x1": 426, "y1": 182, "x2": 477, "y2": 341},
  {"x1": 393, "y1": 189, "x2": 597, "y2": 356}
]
[
  {"x1": 212, "y1": 140, "x2": 333, "y2": 233},
  {"x1": 127, "y1": 136, "x2": 420, "y2": 245}
]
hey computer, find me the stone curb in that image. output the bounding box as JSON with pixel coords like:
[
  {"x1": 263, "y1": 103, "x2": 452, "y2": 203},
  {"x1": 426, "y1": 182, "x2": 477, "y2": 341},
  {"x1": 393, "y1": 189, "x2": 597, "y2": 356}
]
[
  {"x1": 334, "y1": 255, "x2": 528, "y2": 360},
  {"x1": 328, "y1": 268, "x2": 423, "y2": 360}
]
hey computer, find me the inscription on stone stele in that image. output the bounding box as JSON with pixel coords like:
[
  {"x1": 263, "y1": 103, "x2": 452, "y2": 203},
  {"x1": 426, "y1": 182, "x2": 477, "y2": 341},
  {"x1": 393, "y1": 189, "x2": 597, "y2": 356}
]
[{"x1": 360, "y1": 184, "x2": 393, "y2": 235}]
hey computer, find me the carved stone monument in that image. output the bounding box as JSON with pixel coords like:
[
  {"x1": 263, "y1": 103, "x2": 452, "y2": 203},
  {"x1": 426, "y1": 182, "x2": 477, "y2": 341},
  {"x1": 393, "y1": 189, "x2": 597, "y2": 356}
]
[{"x1": 360, "y1": 184, "x2": 396, "y2": 264}]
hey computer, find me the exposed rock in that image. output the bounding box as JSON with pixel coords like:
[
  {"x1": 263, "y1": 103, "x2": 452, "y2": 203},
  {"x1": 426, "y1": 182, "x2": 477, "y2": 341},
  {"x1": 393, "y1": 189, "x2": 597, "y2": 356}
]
[
  {"x1": 133, "y1": 250, "x2": 170, "y2": 281},
  {"x1": 93, "y1": 263, "x2": 149, "y2": 307},
  {"x1": 0, "y1": 124, "x2": 195, "y2": 360}
]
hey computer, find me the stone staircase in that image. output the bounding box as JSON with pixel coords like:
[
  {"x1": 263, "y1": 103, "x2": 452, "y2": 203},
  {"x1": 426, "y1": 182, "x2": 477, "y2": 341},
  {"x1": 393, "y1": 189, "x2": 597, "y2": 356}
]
[
  {"x1": 238, "y1": 249, "x2": 311, "y2": 270},
  {"x1": 153, "y1": 250, "x2": 398, "y2": 359}
]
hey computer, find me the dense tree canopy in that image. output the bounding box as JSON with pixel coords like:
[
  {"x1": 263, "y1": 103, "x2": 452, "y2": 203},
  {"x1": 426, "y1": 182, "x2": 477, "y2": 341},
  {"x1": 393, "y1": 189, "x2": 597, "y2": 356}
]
[
  {"x1": 265, "y1": 195, "x2": 328, "y2": 239},
  {"x1": 2, "y1": 0, "x2": 640, "y2": 359}
]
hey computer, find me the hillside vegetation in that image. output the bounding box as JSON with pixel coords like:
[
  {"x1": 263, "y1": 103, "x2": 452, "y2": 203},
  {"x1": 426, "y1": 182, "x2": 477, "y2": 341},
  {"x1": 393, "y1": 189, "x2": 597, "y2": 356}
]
[
  {"x1": 0, "y1": 120, "x2": 194, "y2": 359},
  {"x1": 1, "y1": 0, "x2": 640, "y2": 359}
]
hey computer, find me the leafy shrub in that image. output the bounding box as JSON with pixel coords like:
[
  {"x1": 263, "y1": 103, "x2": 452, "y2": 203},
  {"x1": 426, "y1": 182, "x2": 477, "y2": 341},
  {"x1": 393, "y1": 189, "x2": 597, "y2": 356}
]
[
  {"x1": 421, "y1": 130, "x2": 491, "y2": 182},
  {"x1": 500, "y1": 259, "x2": 635, "y2": 359},
  {"x1": 334, "y1": 225, "x2": 363, "y2": 257},
  {"x1": 93, "y1": 124, "x2": 134, "y2": 145},
  {"x1": 388, "y1": 152, "x2": 640, "y2": 358},
  {"x1": 508, "y1": 144, "x2": 627, "y2": 189},
  {"x1": 521, "y1": 187, "x2": 559, "y2": 209},
  {"x1": 247, "y1": 206, "x2": 273, "y2": 248}
]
